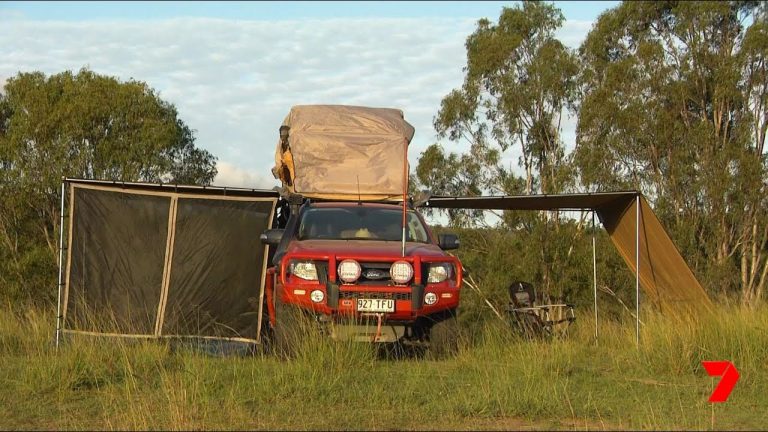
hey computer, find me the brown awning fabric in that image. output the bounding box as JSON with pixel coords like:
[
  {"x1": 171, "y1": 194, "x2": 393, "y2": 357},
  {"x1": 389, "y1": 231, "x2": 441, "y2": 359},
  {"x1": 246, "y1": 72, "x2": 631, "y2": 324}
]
[
  {"x1": 423, "y1": 192, "x2": 713, "y2": 316},
  {"x1": 599, "y1": 196, "x2": 713, "y2": 316},
  {"x1": 62, "y1": 180, "x2": 278, "y2": 343},
  {"x1": 272, "y1": 105, "x2": 415, "y2": 200},
  {"x1": 423, "y1": 191, "x2": 637, "y2": 211}
]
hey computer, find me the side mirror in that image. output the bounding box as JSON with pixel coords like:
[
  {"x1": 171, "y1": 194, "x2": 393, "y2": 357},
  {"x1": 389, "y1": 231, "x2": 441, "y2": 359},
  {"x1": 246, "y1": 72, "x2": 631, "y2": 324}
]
[
  {"x1": 438, "y1": 233, "x2": 460, "y2": 250},
  {"x1": 260, "y1": 229, "x2": 285, "y2": 246}
]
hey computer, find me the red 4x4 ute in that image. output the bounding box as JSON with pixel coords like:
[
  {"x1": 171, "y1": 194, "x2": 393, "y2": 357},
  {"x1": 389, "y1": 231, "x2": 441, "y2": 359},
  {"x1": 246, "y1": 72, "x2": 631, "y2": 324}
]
[{"x1": 262, "y1": 199, "x2": 462, "y2": 356}]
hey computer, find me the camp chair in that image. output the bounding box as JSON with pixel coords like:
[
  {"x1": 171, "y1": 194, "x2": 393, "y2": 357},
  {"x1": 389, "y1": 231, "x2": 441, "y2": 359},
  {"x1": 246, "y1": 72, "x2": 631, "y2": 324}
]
[{"x1": 506, "y1": 281, "x2": 575, "y2": 339}]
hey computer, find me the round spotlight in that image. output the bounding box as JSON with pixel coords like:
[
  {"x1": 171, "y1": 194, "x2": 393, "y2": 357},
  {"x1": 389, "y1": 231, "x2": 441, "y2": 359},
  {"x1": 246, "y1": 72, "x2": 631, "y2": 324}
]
[
  {"x1": 337, "y1": 259, "x2": 361, "y2": 284},
  {"x1": 390, "y1": 261, "x2": 414, "y2": 284}
]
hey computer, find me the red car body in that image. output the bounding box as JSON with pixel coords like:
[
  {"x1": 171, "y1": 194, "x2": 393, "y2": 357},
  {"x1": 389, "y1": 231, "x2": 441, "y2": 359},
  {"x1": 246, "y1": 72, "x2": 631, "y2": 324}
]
[{"x1": 264, "y1": 201, "x2": 462, "y2": 344}]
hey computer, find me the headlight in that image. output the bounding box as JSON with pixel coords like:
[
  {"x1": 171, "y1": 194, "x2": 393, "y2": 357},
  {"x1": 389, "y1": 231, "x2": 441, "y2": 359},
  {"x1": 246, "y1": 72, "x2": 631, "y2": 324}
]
[
  {"x1": 337, "y1": 259, "x2": 361, "y2": 284},
  {"x1": 390, "y1": 261, "x2": 413, "y2": 284},
  {"x1": 289, "y1": 260, "x2": 318, "y2": 281},
  {"x1": 427, "y1": 263, "x2": 453, "y2": 284}
]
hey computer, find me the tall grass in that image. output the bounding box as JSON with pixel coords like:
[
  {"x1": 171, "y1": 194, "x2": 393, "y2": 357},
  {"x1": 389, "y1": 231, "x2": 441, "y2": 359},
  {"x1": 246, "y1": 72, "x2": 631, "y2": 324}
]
[{"x1": 1, "y1": 304, "x2": 766, "y2": 430}]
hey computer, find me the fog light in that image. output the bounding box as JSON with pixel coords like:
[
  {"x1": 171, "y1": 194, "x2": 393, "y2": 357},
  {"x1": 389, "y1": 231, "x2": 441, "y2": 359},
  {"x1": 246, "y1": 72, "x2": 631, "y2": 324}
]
[
  {"x1": 310, "y1": 290, "x2": 325, "y2": 303},
  {"x1": 424, "y1": 292, "x2": 437, "y2": 305}
]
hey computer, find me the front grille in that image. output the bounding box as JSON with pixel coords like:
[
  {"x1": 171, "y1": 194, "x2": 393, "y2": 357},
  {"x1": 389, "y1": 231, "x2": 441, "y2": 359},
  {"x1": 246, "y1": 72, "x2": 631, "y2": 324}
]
[
  {"x1": 339, "y1": 291, "x2": 411, "y2": 300},
  {"x1": 358, "y1": 262, "x2": 392, "y2": 284}
]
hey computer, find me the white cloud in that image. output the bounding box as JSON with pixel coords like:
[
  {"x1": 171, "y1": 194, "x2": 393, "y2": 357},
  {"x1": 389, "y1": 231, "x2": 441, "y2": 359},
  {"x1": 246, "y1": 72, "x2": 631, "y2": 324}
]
[
  {"x1": 0, "y1": 9, "x2": 25, "y2": 21},
  {"x1": 557, "y1": 19, "x2": 595, "y2": 48},
  {"x1": 0, "y1": 16, "x2": 593, "y2": 188},
  {"x1": 213, "y1": 161, "x2": 278, "y2": 189}
]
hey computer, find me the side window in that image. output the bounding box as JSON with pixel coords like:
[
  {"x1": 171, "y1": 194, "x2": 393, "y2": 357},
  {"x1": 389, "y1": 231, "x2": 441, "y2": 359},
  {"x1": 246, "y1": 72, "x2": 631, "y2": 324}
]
[
  {"x1": 297, "y1": 211, "x2": 310, "y2": 239},
  {"x1": 407, "y1": 213, "x2": 428, "y2": 242}
]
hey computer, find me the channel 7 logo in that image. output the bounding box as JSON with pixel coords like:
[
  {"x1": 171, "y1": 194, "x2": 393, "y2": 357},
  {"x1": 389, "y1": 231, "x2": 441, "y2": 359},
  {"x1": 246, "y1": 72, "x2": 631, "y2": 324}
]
[{"x1": 702, "y1": 361, "x2": 739, "y2": 403}]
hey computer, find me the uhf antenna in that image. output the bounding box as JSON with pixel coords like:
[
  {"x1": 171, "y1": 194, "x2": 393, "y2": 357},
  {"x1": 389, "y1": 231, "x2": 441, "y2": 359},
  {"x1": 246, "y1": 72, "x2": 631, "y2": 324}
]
[
  {"x1": 357, "y1": 175, "x2": 362, "y2": 205},
  {"x1": 401, "y1": 138, "x2": 408, "y2": 257}
]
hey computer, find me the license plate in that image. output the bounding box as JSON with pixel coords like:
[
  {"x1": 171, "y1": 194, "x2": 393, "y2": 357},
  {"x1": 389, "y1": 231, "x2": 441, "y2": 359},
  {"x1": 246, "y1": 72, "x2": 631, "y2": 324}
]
[{"x1": 356, "y1": 298, "x2": 395, "y2": 313}]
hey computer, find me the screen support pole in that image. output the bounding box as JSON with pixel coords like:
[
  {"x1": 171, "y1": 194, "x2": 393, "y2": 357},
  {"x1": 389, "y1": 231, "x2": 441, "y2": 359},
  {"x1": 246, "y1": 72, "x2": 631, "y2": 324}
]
[
  {"x1": 635, "y1": 194, "x2": 640, "y2": 347},
  {"x1": 55, "y1": 179, "x2": 67, "y2": 348},
  {"x1": 592, "y1": 210, "x2": 598, "y2": 342}
]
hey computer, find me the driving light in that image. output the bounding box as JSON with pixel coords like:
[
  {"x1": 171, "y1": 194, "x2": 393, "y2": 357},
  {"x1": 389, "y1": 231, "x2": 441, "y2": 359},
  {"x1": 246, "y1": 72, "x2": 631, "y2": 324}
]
[
  {"x1": 310, "y1": 290, "x2": 325, "y2": 303},
  {"x1": 424, "y1": 292, "x2": 438, "y2": 305},
  {"x1": 290, "y1": 260, "x2": 318, "y2": 281},
  {"x1": 427, "y1": 263, "x2": 453, "y2": 284},
  {"x1": 338, "y1": 259, "x2": 361, "y2": 284},
  {"x1": 390, "y1": 261, "x2": 413, "y2": 284}
]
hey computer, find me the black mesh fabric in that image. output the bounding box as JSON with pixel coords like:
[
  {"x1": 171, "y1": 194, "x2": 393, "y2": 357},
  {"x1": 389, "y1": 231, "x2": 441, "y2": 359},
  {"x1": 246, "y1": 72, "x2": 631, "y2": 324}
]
[
  {"x1": 65, "y1": 187, "x2": 170, "y2": 334},
  {"x1": 161, "y1": 198, "x2": 274, "y2": 341},
  {"x1": 63, "y1": 182, "x2": 277, "y2": 341}
]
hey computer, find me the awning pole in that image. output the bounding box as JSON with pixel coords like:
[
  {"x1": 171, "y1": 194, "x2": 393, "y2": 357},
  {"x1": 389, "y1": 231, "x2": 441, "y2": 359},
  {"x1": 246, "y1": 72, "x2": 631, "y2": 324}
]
[
  {"x1": 55, "y1": 179, "x2": 66, "y2": 349},
  {"x1": 635, "y1": 194, "x2": 640, "y2": 347},
  {"x1": 592, "y1": 210, "x2": 598, "y2": 342}
]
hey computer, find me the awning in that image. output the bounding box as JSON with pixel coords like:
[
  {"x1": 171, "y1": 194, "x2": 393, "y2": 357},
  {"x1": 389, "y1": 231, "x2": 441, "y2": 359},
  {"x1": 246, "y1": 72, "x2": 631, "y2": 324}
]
[{"x1": 422, "y1": 192, "x2": 713, "y2": 317}]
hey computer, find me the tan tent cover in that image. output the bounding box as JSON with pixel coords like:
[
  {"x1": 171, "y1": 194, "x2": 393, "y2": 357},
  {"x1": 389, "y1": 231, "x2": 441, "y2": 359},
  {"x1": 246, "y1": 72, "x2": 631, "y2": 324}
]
[
  {"x1": 272, "y1": 105, "x2": 415, "y2": 200},
  {"x1": 423, "y1": 192, "x2": 713, "y2": 316},
  {"x1": 599, "y1": 196, "x2": 713, "y2": 316}
]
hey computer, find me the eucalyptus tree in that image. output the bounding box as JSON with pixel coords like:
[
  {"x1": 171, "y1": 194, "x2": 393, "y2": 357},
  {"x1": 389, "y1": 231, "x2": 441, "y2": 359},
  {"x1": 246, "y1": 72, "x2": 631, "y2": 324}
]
[
  {"x1": 0, "y1": 68, "x2": 217, "y2": 302},
  {"x1": 416, "y1": 1, "x2": 581, "y2": 296},
  {"x1": 418, "y1": 1, "x2": 578, "y2": 206},
  {"x1": 576, "y1": 1, "x2": 767, "y2": 303}
]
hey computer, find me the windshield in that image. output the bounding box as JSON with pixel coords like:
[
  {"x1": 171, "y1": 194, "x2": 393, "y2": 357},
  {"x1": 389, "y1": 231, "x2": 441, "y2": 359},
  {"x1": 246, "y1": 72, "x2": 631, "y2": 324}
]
[{"x1": 297, "y1": 207, "x2": 430, "y2": 243}]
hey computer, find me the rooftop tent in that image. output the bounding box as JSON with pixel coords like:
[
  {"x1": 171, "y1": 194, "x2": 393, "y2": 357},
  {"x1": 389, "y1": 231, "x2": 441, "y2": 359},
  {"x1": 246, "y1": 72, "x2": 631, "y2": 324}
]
[
  {"x1": 422, "y1": 192, "x2": 713, "y2": 322},
  {"x1": 58, "y1": 179, "x2": 279, "y2": 344},
  {"x1": 272, "y1": 105, "x2": 415, "y2": 201}
]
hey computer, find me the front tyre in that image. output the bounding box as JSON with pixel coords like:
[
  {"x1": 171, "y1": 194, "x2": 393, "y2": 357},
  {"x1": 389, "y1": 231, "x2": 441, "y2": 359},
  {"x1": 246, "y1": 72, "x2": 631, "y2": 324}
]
[
  {"x1": 427, "y1": 309, "x2": 460, "y2": 359},
  {"x1": 273, "y1": 287, "x2": 307, "y2": 359}
]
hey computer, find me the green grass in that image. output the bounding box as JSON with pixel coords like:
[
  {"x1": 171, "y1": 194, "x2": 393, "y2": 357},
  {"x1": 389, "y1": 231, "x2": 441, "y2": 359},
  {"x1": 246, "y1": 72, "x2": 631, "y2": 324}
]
[{"x1": 1, "y1": 305, "x2": 766, "y2": 430}]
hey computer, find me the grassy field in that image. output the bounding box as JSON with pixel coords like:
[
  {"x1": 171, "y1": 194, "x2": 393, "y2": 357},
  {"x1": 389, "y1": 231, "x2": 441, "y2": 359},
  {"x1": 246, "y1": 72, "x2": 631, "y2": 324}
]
[{"x1": 1, "y1": 305, "x2": 766, "y2": 430}]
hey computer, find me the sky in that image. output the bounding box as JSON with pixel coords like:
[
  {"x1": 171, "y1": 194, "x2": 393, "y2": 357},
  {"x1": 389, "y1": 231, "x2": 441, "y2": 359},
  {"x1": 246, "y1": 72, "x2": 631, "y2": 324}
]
[{"x1": 0, "y1": 1, "x2": 618, "y2": 189}]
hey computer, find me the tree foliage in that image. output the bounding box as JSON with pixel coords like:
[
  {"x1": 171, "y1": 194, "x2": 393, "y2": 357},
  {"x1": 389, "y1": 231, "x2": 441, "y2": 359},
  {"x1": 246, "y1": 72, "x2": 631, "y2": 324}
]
[
  {"x1": 417, "y1": 1, "x2": 584, "y2": 299},
  {"x1": 418, "y1": 0, "x2": 579, "y2": 203},
  {"x1": 419, "y1": 1, "x2": 768, "y2": 309},
  {"x1": 576, "y1": 1, "x2": 768, "y2": 304},
  {"x1": 0, "y1": 68, "x2": 217, "y2": 303}
]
